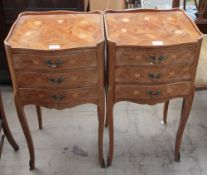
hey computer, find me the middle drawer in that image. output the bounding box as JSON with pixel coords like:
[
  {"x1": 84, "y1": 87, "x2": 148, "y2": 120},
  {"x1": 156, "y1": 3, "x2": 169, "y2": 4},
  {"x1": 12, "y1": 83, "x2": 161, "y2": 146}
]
[
  {"x1": 16, "y1": 69, "x2": 97, "y2": 88},
  {"x1": 115, "y1": 65, "x2": 192, "y2": 84}
]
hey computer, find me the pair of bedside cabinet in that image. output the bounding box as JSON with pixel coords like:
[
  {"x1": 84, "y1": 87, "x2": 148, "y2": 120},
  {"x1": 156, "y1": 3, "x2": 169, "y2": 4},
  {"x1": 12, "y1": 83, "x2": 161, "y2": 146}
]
[{"x1": 4, "y1": 9, "x2": 203, "y2": 169}]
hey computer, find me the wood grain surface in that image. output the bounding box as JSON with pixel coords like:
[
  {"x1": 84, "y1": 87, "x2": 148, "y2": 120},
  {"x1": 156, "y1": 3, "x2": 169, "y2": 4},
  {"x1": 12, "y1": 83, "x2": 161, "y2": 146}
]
[
  {"x1": 12, "y1": 50, "x2": 97, "y2": 70},
  {"x1": 104, "y1": 9, "x2": 203, "y2": 167},
  {"x1": 105, "y1": 9, "x2": 202, "y2": 46},
  {"x1": 5, "y1": 11, "x2": 105, "y2": 169},
  {"x1": 6, "y1": 11, "x2": 104, "y2": 50}
]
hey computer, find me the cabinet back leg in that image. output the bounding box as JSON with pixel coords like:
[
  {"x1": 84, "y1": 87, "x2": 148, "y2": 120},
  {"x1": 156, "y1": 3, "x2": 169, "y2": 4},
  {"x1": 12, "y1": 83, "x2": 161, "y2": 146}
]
[
  {"x1": 163, "y1": 100, "x2": 170, "y2": 124},
  {"x1": 36, "y1": 106, "x2": 42, "y2": 130}
]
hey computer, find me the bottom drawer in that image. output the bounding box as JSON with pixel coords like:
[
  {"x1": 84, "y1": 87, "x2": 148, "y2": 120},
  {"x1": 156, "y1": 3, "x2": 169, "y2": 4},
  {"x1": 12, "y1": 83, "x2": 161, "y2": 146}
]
[
  {"x1": 0, "y1": 135, "x2": 5, "y2": 160},
  {"x1": 115, "y1": 82, "x2": 191, "y2": 100},
  {"x1": 19, "y1": 87, "x2": 98, "y2": 106}
]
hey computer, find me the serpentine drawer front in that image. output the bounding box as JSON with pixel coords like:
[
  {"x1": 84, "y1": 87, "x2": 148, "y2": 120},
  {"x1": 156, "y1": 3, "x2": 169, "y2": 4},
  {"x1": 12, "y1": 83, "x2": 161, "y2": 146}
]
[
  {"x1": 104, "y1": 9, "x2": 203, "y2": 166},
  {"x1": 116, "y1": 46, "x2": 196, "y2": 66},
  {"x1": 13, "y1": 51, "x2": 97, "y2": 70},
  {"x1": 4, "y1": 11, "x2": 105, "y2": 169},
  {"x1": 16, "y1": 69, "x2": 97, "y2": 88}
]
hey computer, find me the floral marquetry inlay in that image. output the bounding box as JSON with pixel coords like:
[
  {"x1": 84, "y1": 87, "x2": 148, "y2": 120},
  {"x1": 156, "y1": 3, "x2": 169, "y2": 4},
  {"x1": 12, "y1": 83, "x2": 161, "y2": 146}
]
[
  {"x1": 6, "y1": 11, "x2": 104, "y2": 50},
  {"x1": 105, "y1": 9, "x2": 202, "y2": 46}
]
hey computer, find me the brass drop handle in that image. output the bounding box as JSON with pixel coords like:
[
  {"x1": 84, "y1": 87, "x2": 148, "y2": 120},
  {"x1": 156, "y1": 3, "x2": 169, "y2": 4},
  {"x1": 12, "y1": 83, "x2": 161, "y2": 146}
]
[
  {"x1": 48, "y1": 77, "x2": 65, "y2": 85},
  {"x1": 46, "y1": 60, "x2": 63, "y2": 68},
  {"x1": 52, "y1": 95, "x2": 65, "y2": 101},
  {"x1": 148, "y1": 73, "x2": 162, "y2": 80},
  {"x1": 158, "y1": 55, "x2": 168, "y2": 62},
  {"x1": 149, "y1": 55, "x2": 168, "y2": 64},
  {"x1": 146, "y1": 90, "x2": 161, "y2": 98}
]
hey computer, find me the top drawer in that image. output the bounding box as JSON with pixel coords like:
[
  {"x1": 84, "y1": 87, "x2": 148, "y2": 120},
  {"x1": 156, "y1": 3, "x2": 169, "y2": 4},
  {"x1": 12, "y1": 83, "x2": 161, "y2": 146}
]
[
  {"x1": 116, "y1": 45, "x2": 197, "y2": 66},
  {"x1": 12, "y1": 51, "x2": 97, "y2": 70}
]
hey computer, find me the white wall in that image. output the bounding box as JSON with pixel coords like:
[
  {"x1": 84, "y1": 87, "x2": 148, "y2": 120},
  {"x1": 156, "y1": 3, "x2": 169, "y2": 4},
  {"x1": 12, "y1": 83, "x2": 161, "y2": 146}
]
[{"x1": 90, "y1": 0, "x2": 125, "y2": 11}]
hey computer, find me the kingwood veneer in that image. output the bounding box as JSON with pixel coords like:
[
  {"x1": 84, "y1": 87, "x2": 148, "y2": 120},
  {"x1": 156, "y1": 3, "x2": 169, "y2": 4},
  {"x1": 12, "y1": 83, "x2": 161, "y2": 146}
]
[
  {"x1": 4, "y1": 11, "x2": 105, "y2": 169},
  {"x1": 104, "y1": 8, "x2": 203, "y2": 166}
]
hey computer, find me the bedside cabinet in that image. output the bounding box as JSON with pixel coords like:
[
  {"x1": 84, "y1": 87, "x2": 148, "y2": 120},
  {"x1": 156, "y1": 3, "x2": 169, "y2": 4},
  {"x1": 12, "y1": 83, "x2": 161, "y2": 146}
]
[
  {"x1": 104, "y1": 9, "x2": 203, "y2": 166},
  {"x1": 5, "y1": 11, "x2": 105, "y2": 169}
]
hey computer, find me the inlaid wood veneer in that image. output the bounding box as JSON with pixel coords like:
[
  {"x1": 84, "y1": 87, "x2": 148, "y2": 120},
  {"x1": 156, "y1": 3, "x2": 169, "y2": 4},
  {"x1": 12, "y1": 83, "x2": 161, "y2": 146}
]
[
  {"x1": 104, "y1": 8, "x2": 203, "y2": 166},
  {"x1": 4, "y1": 11, "x2": 105, "y2": 169}
]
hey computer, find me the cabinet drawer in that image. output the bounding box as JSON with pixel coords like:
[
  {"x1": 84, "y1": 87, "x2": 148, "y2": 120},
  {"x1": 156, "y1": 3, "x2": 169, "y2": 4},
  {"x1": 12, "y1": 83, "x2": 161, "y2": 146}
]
[
  {"x1": 115, "y1": 82, "x2": 191, "y2": 100},
  {"x1": 13, "y1": 51, "x2": 97, "y2": 70},
  {"x1": 19, "y1": 87, "x2": 97, "y2": 105},
  {"x1": 116, "y1": 46, "x2": 196, "y2": 66},
  {"x1": 115, "y1": 65, "x2": 192, "y2": 84},
  {"x1": 16, "y1": 69, "x2": 97, "y2": 88}
]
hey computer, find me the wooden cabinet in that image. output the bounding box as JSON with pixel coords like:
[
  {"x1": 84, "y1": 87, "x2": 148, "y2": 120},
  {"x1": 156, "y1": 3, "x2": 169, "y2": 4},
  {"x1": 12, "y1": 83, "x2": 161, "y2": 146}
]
[
  {"x1": 0, "y1": 0, "x2": 90, "y2": 84},
  {"x1": 104, "y1": 9, "x2": 203, "y2": 166},
  {"x1": 5, "y1": 11, "x2": 105, "y2": 169}
]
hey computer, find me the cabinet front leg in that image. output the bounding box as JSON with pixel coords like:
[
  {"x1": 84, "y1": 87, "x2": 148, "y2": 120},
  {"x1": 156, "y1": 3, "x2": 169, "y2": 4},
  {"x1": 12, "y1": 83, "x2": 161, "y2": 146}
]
[
  {"x1": 107, "y1": 94, "x2": 114, "y2": 167},
  {"x1": 35, "y1": 106, "x2": 42, "y2": 130},
  {"x1": 175, "y1": 94, "x2": 194, "y2": 162},
  {"x1": 98, "y1": 105, "x2": 105, "y2": 168},
  {"x1": 15, "y1": 96, "x2": 35, "y2": 170}
]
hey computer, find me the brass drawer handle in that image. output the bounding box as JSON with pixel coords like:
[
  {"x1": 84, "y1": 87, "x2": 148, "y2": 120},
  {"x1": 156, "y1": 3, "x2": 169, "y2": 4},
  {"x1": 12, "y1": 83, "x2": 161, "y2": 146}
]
[
  {"x1": 149, "y1": 55, "x2": 168, "y2": 64},
  {"x1": 46, "y1": 60, "x2": 63, "y2": 68},
  {"x1": 52, "y1": 95, "x2": 65, "y2": 101},
  {"x1": 48, "y1": 77, "x2": 65, "y2": 85},
  {"x1": 146, "y1": 90, "x2": 161, "y2": 98},
  {"x1": 148, "y1": 73, "x2": 162, "y2": 80},
  {"x1": 158, "y1": 55, "x2": 168, "y2": 62}
]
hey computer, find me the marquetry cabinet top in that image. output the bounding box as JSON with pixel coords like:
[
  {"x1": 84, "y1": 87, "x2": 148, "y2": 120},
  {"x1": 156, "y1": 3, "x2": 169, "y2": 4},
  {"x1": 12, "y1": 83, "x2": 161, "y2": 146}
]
[
  {"x1": 5, "y1": 11, "x2": 104, "y2": 50},
  {"x1": 104, "y1": 9, "x2": 202, "y2": 46}
]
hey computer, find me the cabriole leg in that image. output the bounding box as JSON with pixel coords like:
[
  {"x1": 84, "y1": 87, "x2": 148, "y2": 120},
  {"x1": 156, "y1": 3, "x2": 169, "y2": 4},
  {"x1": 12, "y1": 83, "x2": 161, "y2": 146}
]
[
  {"x1": 98, "y1": 105, "x2": 105, "y2": 168},
  {"x1": 15, "y1": 95, "x2": 35, "y2": 170},
  {"x1": 175, "y1": 94, "x2": 194, "y2": 162}
]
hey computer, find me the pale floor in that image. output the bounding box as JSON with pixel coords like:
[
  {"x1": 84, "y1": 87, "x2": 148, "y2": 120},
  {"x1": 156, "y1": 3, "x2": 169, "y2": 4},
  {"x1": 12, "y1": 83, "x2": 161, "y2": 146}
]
[{"x1": 0, "y1": 86, "x2": 207, "y2": 175}]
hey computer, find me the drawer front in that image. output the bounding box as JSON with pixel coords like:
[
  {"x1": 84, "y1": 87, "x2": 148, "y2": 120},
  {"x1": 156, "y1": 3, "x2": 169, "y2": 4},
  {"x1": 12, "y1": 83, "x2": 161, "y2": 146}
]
[
  {"x1": 115, "y1": 65, "x2": 192, "y2": 84},
  {"x1": 116, "y1": 46, "x2": 196, "y2": 66},
  {"x1": 19, "y1": 87, "x2": 97, "y2": 105},
  {"x1": 115, "y1": 83, "x2": 191, "y2": 100},
  {"x1": 16, "y1": 69, "x2": 97, "y2": 88},
  {"x1": 13, "y1": 52, "x2": 97, "y2": 70}
]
